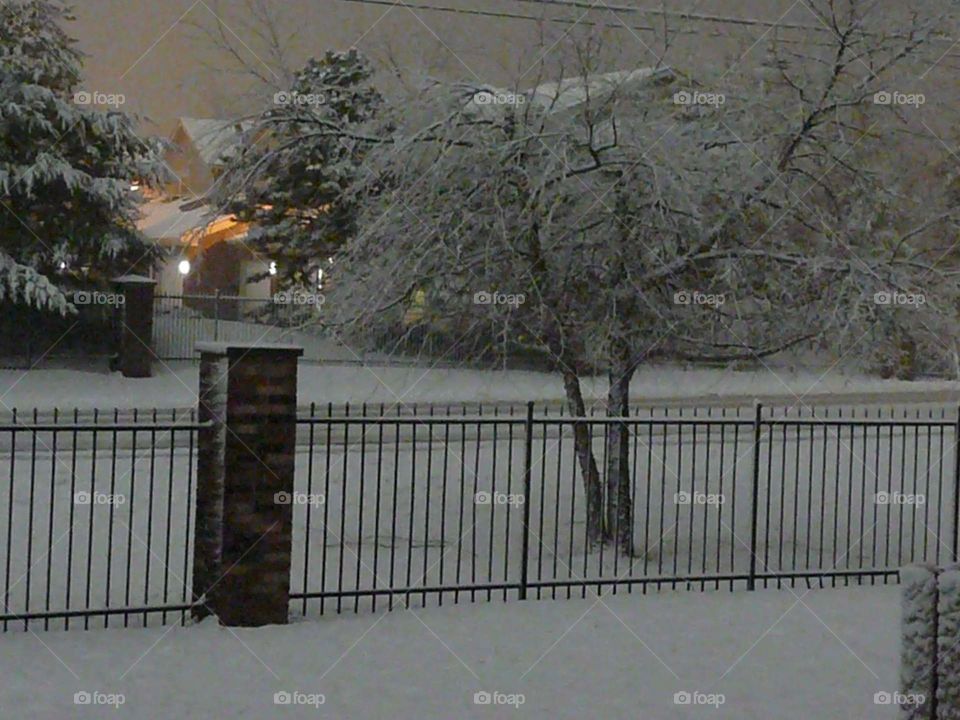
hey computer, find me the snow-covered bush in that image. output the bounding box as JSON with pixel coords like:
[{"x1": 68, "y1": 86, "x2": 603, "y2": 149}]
[
  {"x1": 900, "y1": 565, "x2": 937, "y2": 719},
  {"x1": 937, "y1": 566, "x2": 960, "y2": 718}
]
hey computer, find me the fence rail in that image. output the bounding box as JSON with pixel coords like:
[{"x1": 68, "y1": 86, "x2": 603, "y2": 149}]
[
  {"x1": 153, "y1": 293, "x2": 301, "y2": 361},
  {"x1": 290, "y1": 402, "x2": 959, "y2": 615},
  {"x1": 2, "y1": 400, "x2": 957, "y2": 631},
  {"x1": 0, "y1": 409, "x2": 202, "y2": 631}
]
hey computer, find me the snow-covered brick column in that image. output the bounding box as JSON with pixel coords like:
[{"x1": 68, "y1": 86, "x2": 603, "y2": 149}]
[
  {"x1": 113, "y1": 274, "x2": 157, "y2": 378},
  {"x1": 937, "y1": 566, "x2": 960, "y2": 719},
  {"x1": 193, "y1": 342, "x2": 303, "y2": 626},
  {"x1": 192, "y1": 348, "x2": 229, "y2": 621},
  {"x1": 899, "y1": 564, "x2": 938, "y2": 719}
]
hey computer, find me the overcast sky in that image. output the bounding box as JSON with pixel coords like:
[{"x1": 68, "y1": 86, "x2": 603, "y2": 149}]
[
  {"x1": 69, "y1": 0, "x2": 946, "y2": 136},
  {"x1": 70, "y1": 0, "x2": 553, "y2": 133}
]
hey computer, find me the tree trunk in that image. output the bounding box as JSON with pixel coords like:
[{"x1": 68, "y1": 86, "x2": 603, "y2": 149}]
[
  {"x1": 604, "y1": 358, "x2": 635, "y2": 554},
  {"x1": 561, "y1": 367, "x2": 604, "y2": 548}
]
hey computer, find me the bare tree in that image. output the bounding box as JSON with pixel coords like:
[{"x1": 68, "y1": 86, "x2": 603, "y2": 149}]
[
  {"x1": 337, "y1": 14, "x2": 952, "y2": 547},
  {"x1": 187, "y1": 0, "x2": 299, "y2": 101},
  {"x1": 331, "y1": 2, "x2": 958, "y2": 555}
]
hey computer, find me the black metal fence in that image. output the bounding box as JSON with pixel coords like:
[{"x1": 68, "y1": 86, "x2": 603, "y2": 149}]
[
  {"x1": 152, "y1": 293, "x2": 552, "y2": 370},
  {"x1": 3, "y1": 400, "x2": 957, "y2": 631},
  {"x1": 153, "y1": 293, "x2": 304, "y2": 361},
  {"x1": 0, "y1": 410, "x2": 203, "y2": 631},
  {"x1": 289, "y1": 402, "x2": 959, "y2": 615}
]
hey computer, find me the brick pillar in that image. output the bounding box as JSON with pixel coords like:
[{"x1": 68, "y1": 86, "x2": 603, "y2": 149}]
[
  {"x1": 192, "y1": 342, "x2": 302, "y2": 626},
  {"x1": 113, "y1": 274, "x2": 157, "y2": 378}
]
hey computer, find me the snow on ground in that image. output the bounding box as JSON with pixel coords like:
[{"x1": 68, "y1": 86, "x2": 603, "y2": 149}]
[
  {"x1": 1, "y1": 359, "x2": 958, "y2": 411},
  {"x1": 0, "y1": 585, "x2": 902, "y2": 719}
]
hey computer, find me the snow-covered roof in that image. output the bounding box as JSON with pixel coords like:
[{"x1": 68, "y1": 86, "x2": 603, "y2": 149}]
[
  {"x1": 528, "y1": 67, "x2": 674, "y2": 111},
  {"x1": 466, "y1": 66, "x2": 674, "y2": 115},
  {"x1": 137, "y1": 199, "x2": 214, "y2": 242},
  {"x1": 176, "y1": 118, "x2": 253, "y2": 167}
]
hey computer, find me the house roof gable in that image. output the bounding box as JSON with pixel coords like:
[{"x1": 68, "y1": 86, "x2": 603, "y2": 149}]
[{"x1": 174, "y1": 117, "x2": 253, "y2": 167}]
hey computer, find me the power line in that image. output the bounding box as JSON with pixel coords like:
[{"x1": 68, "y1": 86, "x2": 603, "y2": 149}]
[
  {"x1": 336, "y1": 0, "x2": 956, "y2": 44},
  {"x1": 335, "y1": 0, "x2": 659, "y2": 31},
  {"x1": 331, "y1": 0, "x2": 960, "y2": 81},
  {"x1": 332, "y1": 0, "x2": 842, "y2": 55},
  {"x1": 503, "y1": 0, "x2": 834, "y2": 33},
  {"x1": 513, "y1": 0, "x2": 960, "y2": 51}
]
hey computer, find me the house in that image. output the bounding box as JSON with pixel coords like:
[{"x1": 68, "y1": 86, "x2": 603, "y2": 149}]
[
  {"x1": 164, "y1": 118, "x2": 253, "y2": 197},
  {"x1": 137, "y1": 118, "x2": 273, "y2": 301},
  {"x1": 467, "y1": 66, "x2": 675, "y2": 115}
]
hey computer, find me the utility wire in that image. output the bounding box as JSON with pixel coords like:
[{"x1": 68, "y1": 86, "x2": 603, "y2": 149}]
[
  {"x1": 335, "y1": 0, "x2": 958, "y2": 46},
  {"x1": 500, "y1": 0, "x2": 837, "y2": 33},
  {"x1": 332, "y1": 0, "x2": 839, "y2": 55}
]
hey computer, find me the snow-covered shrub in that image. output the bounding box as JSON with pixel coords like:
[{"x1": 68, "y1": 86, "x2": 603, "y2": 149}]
[
  {"x1": 901, "y1": 564, "x2": 937, "y2": 719},
  {"x1": 937, "y1": 566, "x2": 960, "y2": 719}
]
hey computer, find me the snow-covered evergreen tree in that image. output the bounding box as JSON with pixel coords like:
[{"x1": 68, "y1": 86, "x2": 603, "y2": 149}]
[
  {"x1": 0, "y1": 0, "x2": 165, "y2": 313},
  {"x1": 215, "y1": 49, "x2": 383, "y2": 290}
]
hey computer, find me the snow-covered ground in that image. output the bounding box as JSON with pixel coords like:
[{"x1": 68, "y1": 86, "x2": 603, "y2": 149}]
[
  {"x1": 0, "y1": 585, "x2": 902, "y2": 719},
  {"x1": 0, "y1": 361, "x2": 943, "y2": 717},
  {"x1": 0, "y1": 360, "x2": 958, "y2": 412}
]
